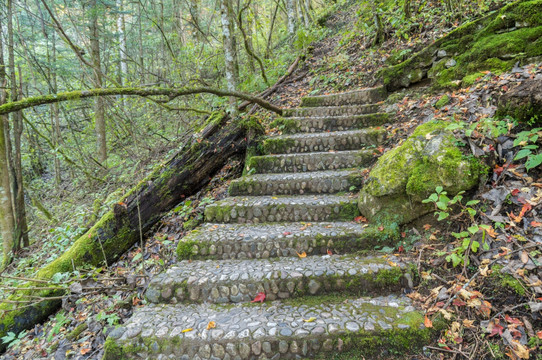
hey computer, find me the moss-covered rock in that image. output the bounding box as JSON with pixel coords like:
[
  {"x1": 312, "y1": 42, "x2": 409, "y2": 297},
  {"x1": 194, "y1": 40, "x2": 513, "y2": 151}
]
[
  {"x1": 497, "y1": 78, "x2": 542, "y2": 123},
  {"x1": 380, "y1": 0, "x2": 542, "y2": 90},
  {"x1": 358, "y1": 120, "x2": 486, "y2": 225}
]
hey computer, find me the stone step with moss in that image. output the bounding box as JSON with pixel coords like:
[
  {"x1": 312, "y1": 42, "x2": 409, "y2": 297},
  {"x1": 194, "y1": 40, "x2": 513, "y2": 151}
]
[
  {"x1": 145, "y1": 255, "x2": 413, "y2": 305},
  {"x1": 229, "y1": 169, "x2": 365, "y2": 196},
  {"x1": 246, "y1": 150, "x2": 375, "y2": 174},
  {"x1": 300, "y1": 86, "x2": 387, "y2": 108},
  {"x1": 204, "y1": 195, "x2": 359, "y2": 224},
  {"x1": 262, "y1": 128, "x2": 387, "y2": 154},
  {"x1": 104, "y1": 295, "x2": 428, "y2": 360},
  {"x1": 272, "y1": 113, "x2": 392, "y2": 134},
  {"x1": 282, "y1": 103, "x2": 381, "y2": 118},
  {"x1": 176, "y1": 222, "x2": 399, "y2": 261}
]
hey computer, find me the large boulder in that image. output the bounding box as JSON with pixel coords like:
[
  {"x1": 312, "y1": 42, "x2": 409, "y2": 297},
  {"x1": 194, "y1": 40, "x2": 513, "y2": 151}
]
[
  {"x1": 358, "y1": 120, "x2": 486, "y2": 225},
  {"x1": 497, "y1": 78, "x2": 542, "y2": 123}
]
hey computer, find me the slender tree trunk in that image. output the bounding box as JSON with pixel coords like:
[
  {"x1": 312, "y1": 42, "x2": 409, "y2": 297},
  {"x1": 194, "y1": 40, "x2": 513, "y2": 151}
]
[
  {"x1": 286, "y1": 0, "x2": 296, "y2": 36},
  {"x1": 220, "y1": 0, "x2": 239, "y2": 113},
  {"x1": 89, "y1": 0, "x2": 107, "y2": 163},
  {"x1": 7, "y1": 0, "x2": 29, "y2": 250},
  {"x1": 117, "y1": 0, "x2": 128, "y2": 108},
  {"x1": 265, "y1": 0, "x2": 280, "y2": 59},
  {"x1": 0, "y1": 19, "x2": 16, "y2": 269},
  {"x1": 51, "y1": 33, "x2": 62, "y2": 187}
]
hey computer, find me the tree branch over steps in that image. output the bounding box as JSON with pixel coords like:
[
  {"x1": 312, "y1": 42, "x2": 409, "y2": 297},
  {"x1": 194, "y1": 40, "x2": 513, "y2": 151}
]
[
  {"x1": 0, "y1": 113, "x2": 250, "y2": 352},
  {"x1": 0, "y1": 86, "x2": 283, "y2": 117}
]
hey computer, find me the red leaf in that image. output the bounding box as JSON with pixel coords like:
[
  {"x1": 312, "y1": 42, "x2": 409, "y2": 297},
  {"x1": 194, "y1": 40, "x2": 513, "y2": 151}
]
[
  {"x1": 537, "y1": 330, "x2": 542, "y2": 339},
  {"x1": 251, "y1": 292, "x2": 266, "y2": 303},
  {"x1": 505, "y1": 315, "x2": 522, "y2": 325},
  {"x1": 327, "y1": 249, "x2": 333, "y2": 256},
  {"x1": 511, "y1": 189, "x2": 520, "y2": 196},
  {"x1": 453, "y1": 299, "x2": 467, "y2": 307},
  {"x1": 398, "y1": 245, "x2": 405, "y2": 253},
  {"x1": 354, "y1": 216, "x2": 367, "y2": 223},
  {"x1": 488, "y1": 321, "x2": 504, "y2": 337},
  {"x1": 283, "y1": 231, "x2": 292, "y2": 236},
  {"x1": 401, "y1": 232, "x2": 406, "y2": 238},
  {"x1": 531, "y1": 221, "x2": 542, "y2": 227}
]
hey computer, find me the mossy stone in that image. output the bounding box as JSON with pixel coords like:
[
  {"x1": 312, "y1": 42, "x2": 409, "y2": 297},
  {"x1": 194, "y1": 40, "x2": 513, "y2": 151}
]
[{"x1": 358, "y1": 120, "x2": 486, "y2": 225}]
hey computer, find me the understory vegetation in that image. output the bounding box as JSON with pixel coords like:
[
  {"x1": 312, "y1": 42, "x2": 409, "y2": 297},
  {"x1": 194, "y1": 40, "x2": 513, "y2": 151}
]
[{"x1": 0, "y1": 0, "x2": 541, "y2": 359}]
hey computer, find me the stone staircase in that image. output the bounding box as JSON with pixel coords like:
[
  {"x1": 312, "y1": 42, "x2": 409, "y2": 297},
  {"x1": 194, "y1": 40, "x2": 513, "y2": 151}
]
[{"x1": 104, "y1": 87, "x2": 430, "y2": 359}]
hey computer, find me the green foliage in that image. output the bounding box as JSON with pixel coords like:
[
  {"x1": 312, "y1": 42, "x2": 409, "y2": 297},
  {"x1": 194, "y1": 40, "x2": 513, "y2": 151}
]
[
  {"x1": 423, "y1": 186, "x2": 489, "y2": 267},
  {"x1": 513, "y1": 126, "x2": 542, "y2": 171},
  {"x1": 1, "y1": 330, "x2": 27, "y2": 349}
]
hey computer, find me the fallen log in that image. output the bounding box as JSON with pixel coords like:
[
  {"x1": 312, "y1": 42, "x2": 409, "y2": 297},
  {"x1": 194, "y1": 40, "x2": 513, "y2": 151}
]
[{"x1": 0, "y1": 112, "x2": 251, "y2": 352}]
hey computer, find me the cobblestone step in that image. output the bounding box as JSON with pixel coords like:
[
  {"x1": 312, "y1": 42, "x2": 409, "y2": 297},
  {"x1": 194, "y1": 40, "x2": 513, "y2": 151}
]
[
  {"x1": 300, "y1": 86, "x2": 387, "y2": 107},
  {"x1": 229, "y1": 169, "x2": 364, "y2": 196},
  {"x1": 282, "y1": 103, "x2": 380, "y2": 118},
  {"x1": 105, "y1": 295, "x2": 427, "y2": 360},
  {"x1": 176, "y1": 222, "x2": 390, "y2": 261},
  {"x1": 263, "y1": 128, "x2": 386, "y2": 154},
  {"x1": 204, "y1": 195, "x2": 359, "y2": 224},
  {"x1": 146, "y1": 255, "x2": 412, "y2": 304},
  {"x1": 246, "y1": 149, "x2": 375, "y2": 174},
  {"x1": 276, "y1": 113, "x2": 391, "y2": 134}
]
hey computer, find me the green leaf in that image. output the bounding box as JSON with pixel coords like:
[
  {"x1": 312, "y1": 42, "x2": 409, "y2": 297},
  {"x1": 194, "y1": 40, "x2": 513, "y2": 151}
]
[
  {"x1": 436, "y1": 201, "x2": 448, "y2": 210},
  {"x1": 471, "y1": 241, "x2": 480, "y2": 253},
  {"x1": 467, "y1": 208, "x2": 477, "y2": 217},
  {"x1": 132, "y1": 253, "x2": 143, "y2": 262},
  {"x1": 437, "y1": 212, "x2": 449, "y2": 221},
  {"x1": 466, "y1": 200, "x2": 480, "y2": 206},
  {"x1": 468, "y1": 225, "x2": 480, "y2": 234},
  {"x1": 452, "y1": 231, "x2": 469, "y2": 239},
  {"x1": 515, "y1": 149, "x2": 533, "y2": 160},
  {"x1": 436, "y1": 186, "x2": 444, "y2": 194},
  {"x1": 525, "y1": 154, "x2": 542, "y2": 171}
]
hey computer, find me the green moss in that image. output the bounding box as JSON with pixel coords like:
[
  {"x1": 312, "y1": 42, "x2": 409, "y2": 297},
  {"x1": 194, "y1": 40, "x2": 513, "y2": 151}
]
[
  {"x1": 103, "y1": 338, "x2": 128, "y2": 360},
  {"x1": 434, "y1": 95, "x2": 450, "y2": 109},
  {"x1": 182, "y1": 217, "x2": 200, "y2": 231},
  {"x1": 193, "y1": 111, "x2": 225, "y2": 133},
  {"x1": 270, "y1": 118, "x2": 300, "y2": 134},
  {"x1": 462, "y1": 72, "x2": 486, "y2": 86},
  {"x1": 176, "y1": 240, "x2": 198, "y2": 260},
  {"x1": 491, "y1": 265, "x2": 527, "y2": 296},
  {"x1": 262, "y1": 137, "x2": 296, "y2": 154}
]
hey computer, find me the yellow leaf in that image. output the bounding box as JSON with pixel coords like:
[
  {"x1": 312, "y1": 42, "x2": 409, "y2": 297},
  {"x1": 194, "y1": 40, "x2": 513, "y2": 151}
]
[
  {"x1": 206, "y1": 321, "x2": 216, "y2": 330},
  {"x1": 439, "y1": 309, "x2": 453, "y2": 320},
  {"x1": 387, "y1": 260, "x2": 398, "y2": 267},
  {"x1": 463, "y1": 319, "x2": 475, "y2": 328},
  {"x1": 297, "y1": 251, "x2": 307, "y2": 258},
  {"x1": 511, "y1": 340, "x2": 530, "y2": 359},
  {"x1": 181, "y1": 328, "x2": 193, "y2": 333},
  {"x1": 303, "y1": 317, "x2": 317, "y2": 323},
  {"x1": 271, "y1": 197, "x2": 278, "y2": 200}
]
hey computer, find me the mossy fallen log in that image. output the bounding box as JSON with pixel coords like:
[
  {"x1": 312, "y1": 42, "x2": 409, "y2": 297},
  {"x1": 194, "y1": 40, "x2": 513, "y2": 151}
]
[
  {"x1": 380, "y1": 0, "x2": 542, "y2": 90},
  {"x1": 0, "y1": 113, "x2": 248, "y2": 353}
]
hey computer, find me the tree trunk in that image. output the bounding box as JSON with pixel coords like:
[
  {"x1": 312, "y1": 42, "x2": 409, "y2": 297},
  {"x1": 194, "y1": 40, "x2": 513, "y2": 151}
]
[
  {"x1": 220, "y1": 0, "x2": 239, "y2": 113},
  {"x1": 117, "y1": 0, "x2": 128, "y2": 109},
  {"x1": 89, "y1": 0, "x2": 107, "y2": 164},
  {"x1": 0, "y1": 113, "x2": 249, "y2": 352},
  {"x1": 286, "y1": 0, "x2": 296, "y2": 36},
  {"x1": 0, "y1": 23, "x2": 16, "y2": 269},
  {"x1": 7, "y1": 0, "x2": 29, "y2": 250}
]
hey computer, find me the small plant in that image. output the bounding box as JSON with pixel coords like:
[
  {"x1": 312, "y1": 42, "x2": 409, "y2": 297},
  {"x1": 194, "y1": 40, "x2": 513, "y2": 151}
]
[
  {"x1": 423, "y1": 186, "x2": 490, "y2": 267},
  {"x1": 96, "y1": 311, "x2": 120, "y2": 326},
  {"x1": 1, "y1": 330, "x2": 26, "y2": 348},
  {"x1": 513, "y1": 126, "x2": 542, "y2": 171}
]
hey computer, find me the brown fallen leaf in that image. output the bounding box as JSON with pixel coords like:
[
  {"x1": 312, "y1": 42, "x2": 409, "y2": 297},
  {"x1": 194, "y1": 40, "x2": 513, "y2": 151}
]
[
  {"x1": 521, "y1": 251, "x2": 529, "y2": 264},
  {"x1": 424, "y1": 315, "x2": 433, "y2": 328},
  {"x1": 297, "y1": 251, "x2": 307, "y2": 258}
]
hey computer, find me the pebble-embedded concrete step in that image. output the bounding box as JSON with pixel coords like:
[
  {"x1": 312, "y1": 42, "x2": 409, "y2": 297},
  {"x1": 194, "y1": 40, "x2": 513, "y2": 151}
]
[
  {"x1": 176, "y1": 222, "x2": 387, "y2": 261},
  {"x1": 262, "y1": 128, "x2": 386, "y2": 154},
  {"x1": 229, "y1": 169, "x2": 364, "y2": 196},
  {"x1": 276, "y1": 113, "x2": 391, "y2": 134},
  {"x1": 104, "y1": 295, "x2": 427, "y2": 360},
  {"x1": 204, "y1": 195, "x2": 359, "y2": 224},
  {"x1": 282, "y1": 103, "x2": 380, "y2": 118},
  {"x1": 246, "y1": 149, "x2": 375, "y2": 174},
  {"x1": 300, "y1": 86, "x2": 387, "y2": 107},
  {"x1": 145, "y1": 255, "x2": 413, "y2": 304}
]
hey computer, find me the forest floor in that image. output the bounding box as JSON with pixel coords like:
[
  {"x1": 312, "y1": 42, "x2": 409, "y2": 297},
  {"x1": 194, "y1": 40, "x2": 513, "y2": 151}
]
[{"x1": 2, "y1": 1, "x2": 542, "y2": 359}]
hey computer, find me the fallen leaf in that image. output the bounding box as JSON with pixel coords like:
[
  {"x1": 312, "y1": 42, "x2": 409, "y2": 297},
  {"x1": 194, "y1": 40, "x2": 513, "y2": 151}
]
[
  {"x1": 354, "y1": 216, "x2": 367, "y2": 223},
  {"x1": 463, "y1": 319, "x2": 475, "y2": 328},
  {"x1": 378, "y1": 226, "x2": 384, "y2": 231},
  {"x1": 488, "y1": 321, "x2": 504, "y2": 337},
  {"x1": 537, "y1": 330, "x2": 542, "y2": 339},
  {"x1": 297, "y1": 251, "x2": 307, "y2": 258},
  {"x1": 387, "y1": 260, "x2": 398, "y2": 267},
  {"x1": 423, "y1": 224, "x2": 432, "y2": 231},
  {"x1": 181, "y1": 328, "x2": 193, "y2": 333},
  {"x1": 303, "y1": 317, "x2": 317, "y2": 323},
  {"x1": 207, "y1": 321, "x2": 216, "y2": 330},
  {"x1": 424, "y1": 315, "x2": 433, "y2": 328},
  {"x1": 511, "y1": 340, "x2": 530, "y2": 359},
  {"x1": 479, "y1": 300, "x2": 492, "y2": 317},
  {"x1": 531, "y1": 221, "x2": 542, "y2": 227},
  {"x1": 251, "y1": 292, "x2": 266, "y2": 303},
  {"x1": 80, "y1": 348, "x2": 91, "y2": 355},
  {"x1": 283, "y1": 231, "x2": 292, "y2": 236},
  {"x1": 521, "y1": 251, "x2": 529, "y2": 264},
  {"x1": 327, "y1": 249, "x2": 333, "y2": 256}
]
